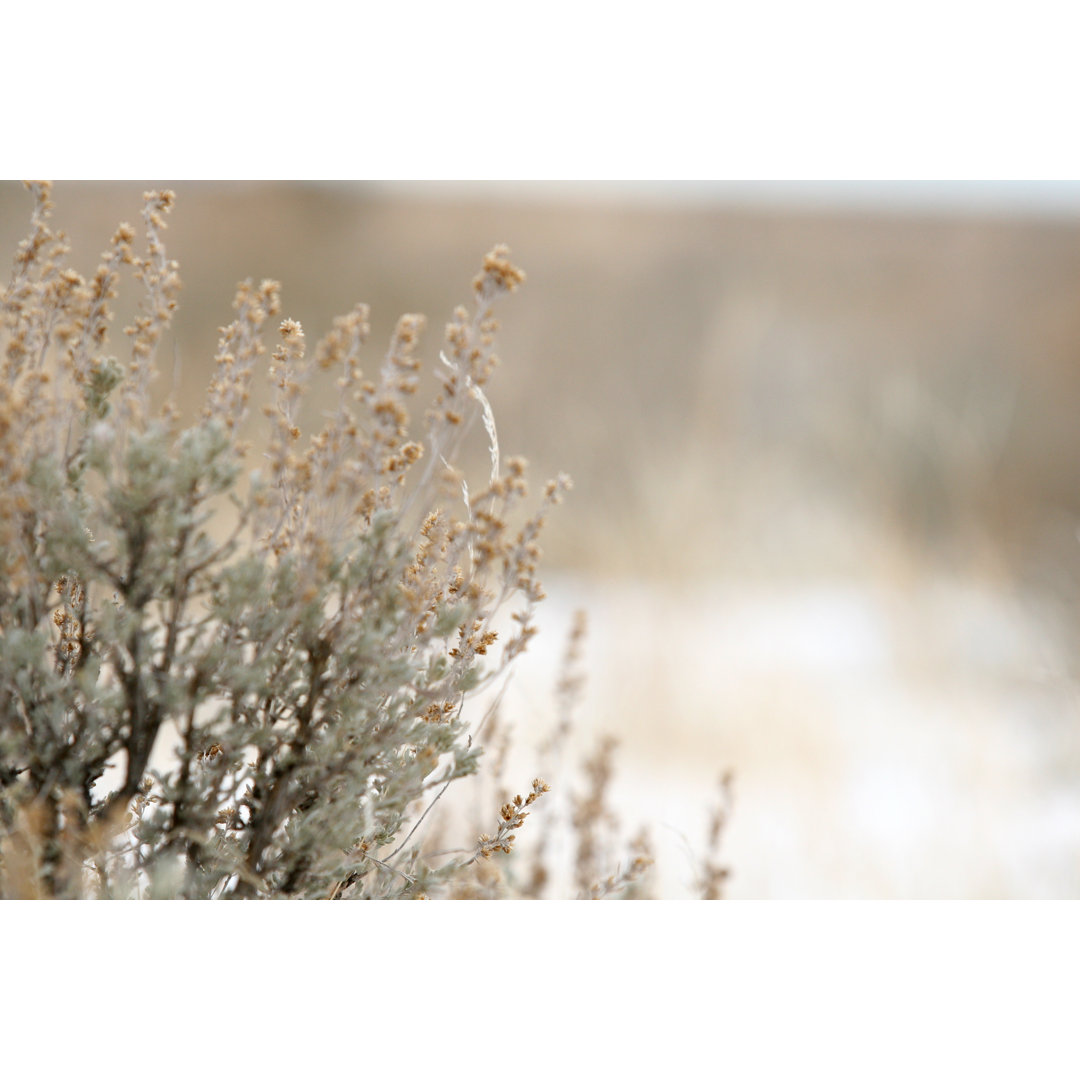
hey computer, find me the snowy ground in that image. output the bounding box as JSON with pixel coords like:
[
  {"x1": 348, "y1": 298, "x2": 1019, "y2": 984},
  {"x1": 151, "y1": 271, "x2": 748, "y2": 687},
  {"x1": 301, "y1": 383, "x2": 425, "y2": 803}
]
[{"x1": 492, "y1": 572, "x2": 1080, "y2": 898}]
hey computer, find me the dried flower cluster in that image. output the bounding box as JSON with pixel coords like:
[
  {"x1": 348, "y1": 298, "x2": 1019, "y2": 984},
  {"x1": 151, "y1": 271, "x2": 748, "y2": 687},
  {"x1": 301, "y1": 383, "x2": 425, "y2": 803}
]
[
  {"x1": 0, "y1": 183, "x2": 730, "y2": 900},
  {"x1": 475, "y1": 778, "x2": 551, "y2": 859}
]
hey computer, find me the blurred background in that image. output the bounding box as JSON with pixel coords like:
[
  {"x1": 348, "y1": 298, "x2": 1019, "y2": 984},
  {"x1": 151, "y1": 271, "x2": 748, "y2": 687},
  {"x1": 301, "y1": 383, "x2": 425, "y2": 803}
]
[{"x1": 5, "y1": 179, "x2": 1080, "y2": 897}]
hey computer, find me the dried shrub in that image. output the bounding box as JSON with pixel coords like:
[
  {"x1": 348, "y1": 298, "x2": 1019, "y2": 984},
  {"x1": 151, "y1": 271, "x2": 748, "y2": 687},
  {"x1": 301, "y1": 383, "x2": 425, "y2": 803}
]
[{"x1": 0, "y1": 183, "x2": 728, "y2": 899}]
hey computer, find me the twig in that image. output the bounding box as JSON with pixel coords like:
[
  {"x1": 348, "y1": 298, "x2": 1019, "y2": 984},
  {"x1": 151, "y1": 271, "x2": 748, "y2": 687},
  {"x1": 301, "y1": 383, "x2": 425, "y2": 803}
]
[{"x1": 385, "y1": 777, "x2": 455, "y2": 863}]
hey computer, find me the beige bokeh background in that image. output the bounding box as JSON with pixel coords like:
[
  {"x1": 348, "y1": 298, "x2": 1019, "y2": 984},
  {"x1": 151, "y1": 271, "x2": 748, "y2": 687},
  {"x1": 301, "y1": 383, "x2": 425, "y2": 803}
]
[{"x1": 5, "y1": 180, "x2": 1080, "y2": 896}]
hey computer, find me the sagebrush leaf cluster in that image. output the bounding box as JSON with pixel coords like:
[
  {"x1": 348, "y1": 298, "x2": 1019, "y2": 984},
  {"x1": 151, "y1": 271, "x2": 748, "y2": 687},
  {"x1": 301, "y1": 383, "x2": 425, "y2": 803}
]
[{"x1": 0, "y1": 183, "x2": 572, "y2": 899}]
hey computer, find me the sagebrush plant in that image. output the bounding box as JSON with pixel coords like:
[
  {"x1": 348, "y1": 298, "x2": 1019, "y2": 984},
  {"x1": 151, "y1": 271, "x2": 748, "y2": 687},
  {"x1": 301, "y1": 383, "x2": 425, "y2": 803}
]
[{"x1": 0, "y1": 183, "x2": 728, "y2": 899}]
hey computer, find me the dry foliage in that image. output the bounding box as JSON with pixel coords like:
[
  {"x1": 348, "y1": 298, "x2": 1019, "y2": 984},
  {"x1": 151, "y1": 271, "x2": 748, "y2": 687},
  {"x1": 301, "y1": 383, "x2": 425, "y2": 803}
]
[{"x1": 0, "y1": 183, "x2": 728, "y2": 899}]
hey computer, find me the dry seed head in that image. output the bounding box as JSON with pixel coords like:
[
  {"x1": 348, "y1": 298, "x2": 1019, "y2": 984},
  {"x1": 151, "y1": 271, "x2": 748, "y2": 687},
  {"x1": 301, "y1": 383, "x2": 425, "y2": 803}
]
[{"x1": 473, "y1": 244, "x2": 526, "y2": 297}]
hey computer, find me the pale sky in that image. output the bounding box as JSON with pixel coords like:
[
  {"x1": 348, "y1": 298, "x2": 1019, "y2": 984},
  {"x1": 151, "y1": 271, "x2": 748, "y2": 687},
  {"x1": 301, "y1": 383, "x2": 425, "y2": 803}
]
[{"x1": 370, "y1": 180, "x2": 1080, "y2": 220}]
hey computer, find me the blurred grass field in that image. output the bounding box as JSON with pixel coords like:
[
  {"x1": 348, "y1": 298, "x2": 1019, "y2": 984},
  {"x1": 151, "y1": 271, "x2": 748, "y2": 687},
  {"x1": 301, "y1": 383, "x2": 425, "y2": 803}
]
[
  {"x1": 7, "y1": 182, "x2": 1080, "y2": 587},
  {"x1": 5, "y1": 180, "x2": 1080, "y2": 895}
]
